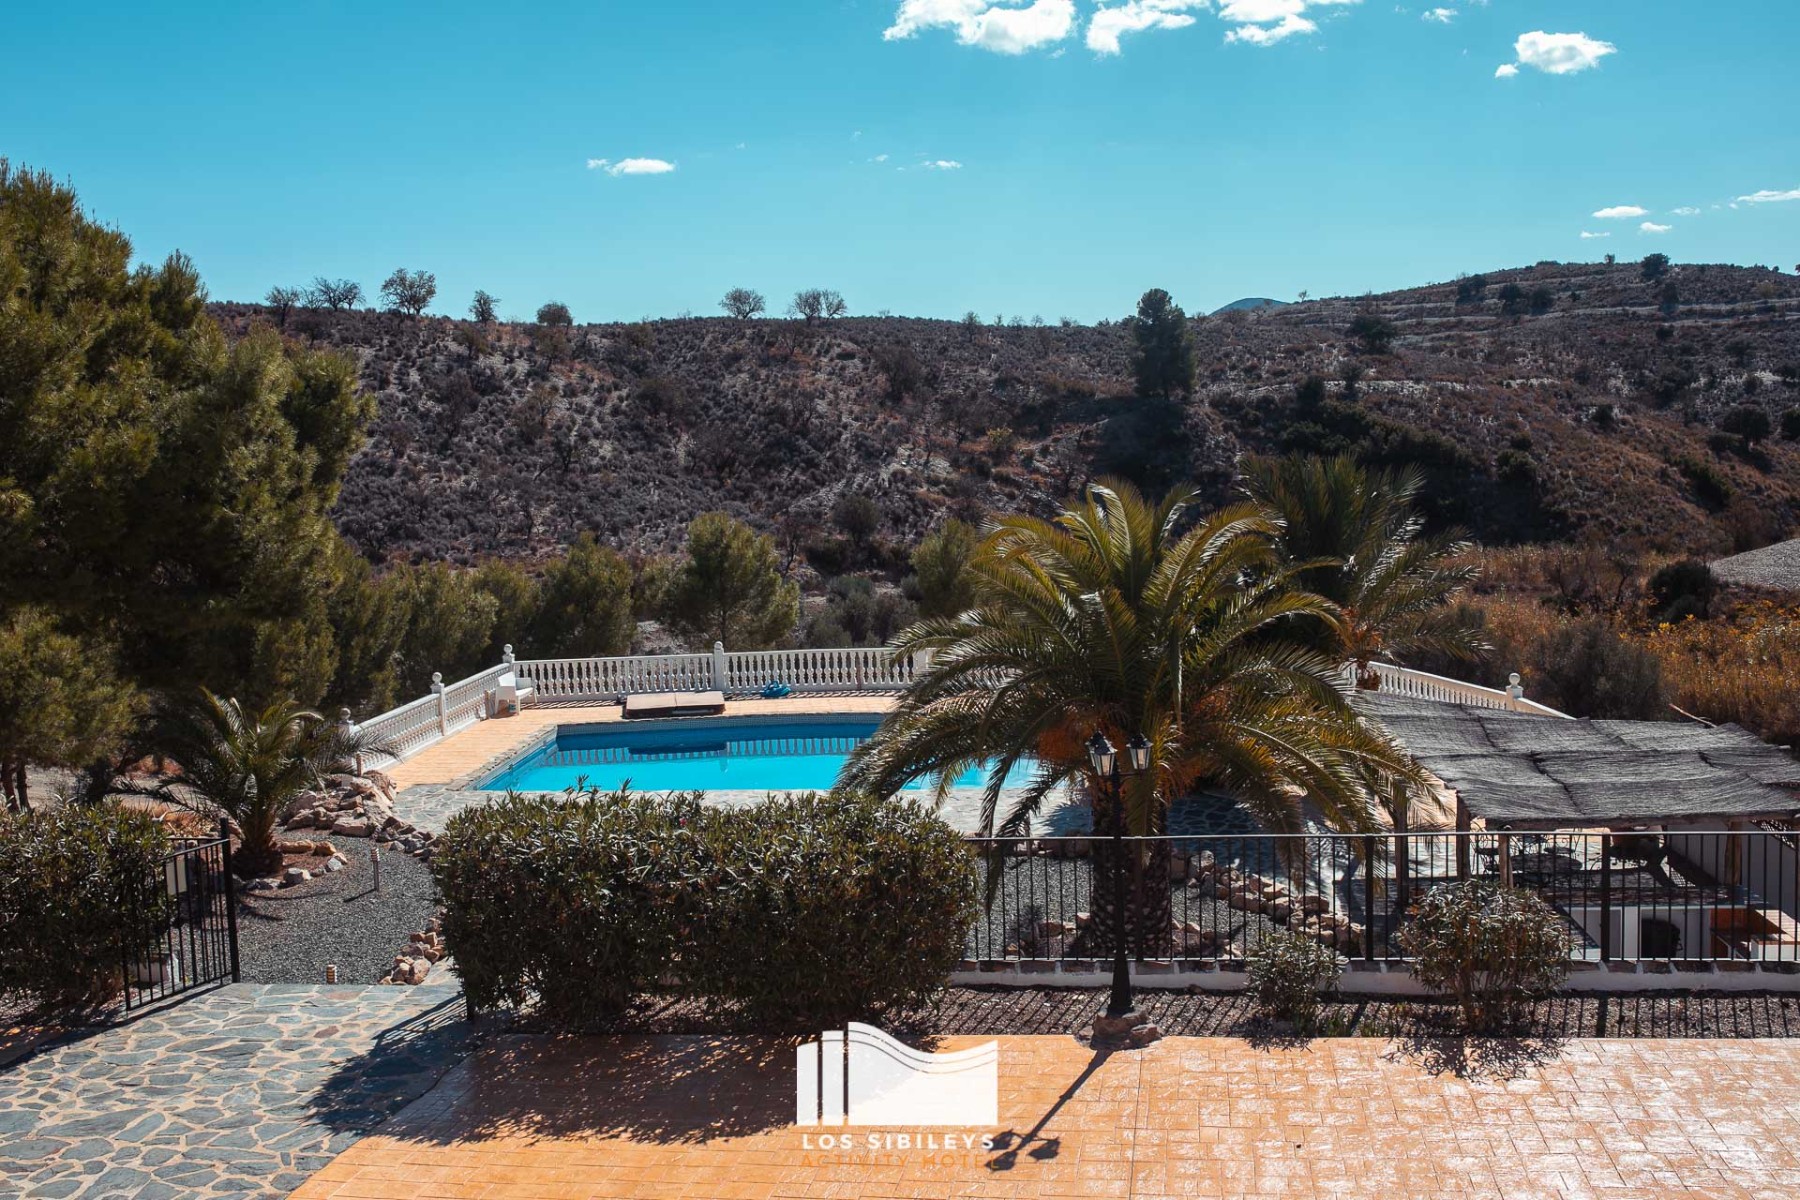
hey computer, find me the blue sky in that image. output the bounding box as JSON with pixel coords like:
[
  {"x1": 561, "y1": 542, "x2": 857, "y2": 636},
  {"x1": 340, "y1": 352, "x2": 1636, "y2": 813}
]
[{"x1": 4, "y1": 1, "x2": 1796, "y2": 322}]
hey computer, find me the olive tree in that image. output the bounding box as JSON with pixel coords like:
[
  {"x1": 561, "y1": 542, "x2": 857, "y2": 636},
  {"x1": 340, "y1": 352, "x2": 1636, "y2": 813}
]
[
  {"x1": 307, "y1": 276, "x2": 364, "y2": 310},
  {"x1": 381, "y1": 268, "x2": 438, "y2": 316},
  {"x1": 720, "y1": 288, "x2": 766, "y2": 320}
]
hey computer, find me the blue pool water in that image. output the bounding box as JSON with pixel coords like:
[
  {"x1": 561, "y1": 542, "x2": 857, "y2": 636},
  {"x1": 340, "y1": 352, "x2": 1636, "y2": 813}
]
[{"x1": 478, "y1": 718, "x2": 1037, "y2": 794}]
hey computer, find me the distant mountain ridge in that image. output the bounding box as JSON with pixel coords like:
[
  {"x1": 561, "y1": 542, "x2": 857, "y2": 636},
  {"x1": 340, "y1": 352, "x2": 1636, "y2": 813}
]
[
  {"x1": 209, "y1": 260, "x2": 1800, "y2": 566},
  {"x1": 1211, "y1": 297, "x2": 1290, "y2": 315}
]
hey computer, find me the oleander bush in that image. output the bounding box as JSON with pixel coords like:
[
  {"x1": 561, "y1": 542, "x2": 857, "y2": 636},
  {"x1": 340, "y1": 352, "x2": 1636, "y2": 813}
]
[
  {"x1": 0, "y1": 806, "x2": 172, "y2": 1010},
  {"x1": 1245, "y1": 928, "x2": 1343, "y2": 1031},
  {"x1": 1398, "y1": 880, "x2": 1570, "y2": 1032},
  {"x1": 433, "y1": 788, "x2": 978, "y2": 1030},
  {"x1": 684, "y1": 792, "x2": 981, "y2": 1028}
]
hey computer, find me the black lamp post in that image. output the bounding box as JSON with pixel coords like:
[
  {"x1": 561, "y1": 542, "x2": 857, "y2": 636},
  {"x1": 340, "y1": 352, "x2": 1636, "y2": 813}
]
[{"x1": 1087, "y1": 729, "x2": 1153, "y2": 1020}]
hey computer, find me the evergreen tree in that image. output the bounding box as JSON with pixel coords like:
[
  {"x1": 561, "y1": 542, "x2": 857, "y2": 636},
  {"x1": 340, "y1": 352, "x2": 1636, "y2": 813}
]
[
  {"x1": 659, "y1": 513, "x2": 799, "y2": 649},
  {"x1": 0, "y1": 162, "x2": 377, "y2": 706},
  {"x1": 394, "y1": 563, "x2": 500, "y2": 697},
  {"x1": 0, "y1": 608, "x2": 143, "y2": 810},
  {"x1": 528, "y1": 534, "x2": 635, "y2": 658},
  {"x1": 1127, "y1": 288, "x2": 1195, "y2": 399},
  {"x1": 909, "y1": 520, "x2": 979, "y2": 619}
]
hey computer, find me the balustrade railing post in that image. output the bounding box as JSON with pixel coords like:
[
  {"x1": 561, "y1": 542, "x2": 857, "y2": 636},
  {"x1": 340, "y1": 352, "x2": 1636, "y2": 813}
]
[
  {"x1": 713, "y1": 641, "x2": 729, "y2": 693},
  {"x1": 1361, "y1": 834, "x2": 1376, "y2": 962},
  {"x1": 221, "y1": 818, "x2": 241, "y2": 983},
  {"x1": 1599, "y1": 833, "x2": 1613, "y2": 962},
  {"x1": 339, "y1": 708, "x2": 362, "y2": 775},
  {"x1": 431, "y1": 672, "x2": 448, "y2": 735}
]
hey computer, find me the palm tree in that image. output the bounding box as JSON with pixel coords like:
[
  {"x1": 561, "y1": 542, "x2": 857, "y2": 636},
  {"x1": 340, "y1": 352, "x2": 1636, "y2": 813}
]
[
  {"x1": 1241, "y1": 454, "x2": 1488, "y2": 687},
  {"x1": 840, "y1": 480, "x2": 1423, "y2": 951},
  {"x1": 124, "y1": 691, "x2": 389, "y2": 877}
]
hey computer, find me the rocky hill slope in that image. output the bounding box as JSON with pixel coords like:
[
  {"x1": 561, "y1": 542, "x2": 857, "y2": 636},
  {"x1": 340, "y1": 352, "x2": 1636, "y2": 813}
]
[{"x1": 212, "y1": 259, "x2": 1800, "y2": 565}]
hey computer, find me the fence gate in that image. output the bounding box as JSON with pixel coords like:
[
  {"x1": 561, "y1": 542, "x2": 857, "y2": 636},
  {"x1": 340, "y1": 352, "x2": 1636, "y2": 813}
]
[{"x1": 119, "y1": 822, "x2": 241, "y2": 1012}]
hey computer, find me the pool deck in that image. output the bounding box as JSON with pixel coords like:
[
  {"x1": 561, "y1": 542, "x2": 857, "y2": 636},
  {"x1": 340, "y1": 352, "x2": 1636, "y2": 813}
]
[{"x1": 385, "y1": 695, "x2": 900, "y2": 790}]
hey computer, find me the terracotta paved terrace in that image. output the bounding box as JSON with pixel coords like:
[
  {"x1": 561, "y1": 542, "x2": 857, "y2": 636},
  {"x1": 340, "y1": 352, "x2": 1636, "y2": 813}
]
[{"x1": 292, "y1": 1032, "x2": 1800, "y2": 1200}]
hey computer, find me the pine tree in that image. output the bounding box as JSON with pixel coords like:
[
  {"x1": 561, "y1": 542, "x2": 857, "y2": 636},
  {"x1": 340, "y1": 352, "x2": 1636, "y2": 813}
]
[{"x1": 1126, "y1": 288, "x2": 1196, "y2": 399}]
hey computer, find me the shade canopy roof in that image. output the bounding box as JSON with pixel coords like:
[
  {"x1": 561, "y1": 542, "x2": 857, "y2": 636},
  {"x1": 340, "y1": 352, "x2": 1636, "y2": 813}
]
[{"x1": 1358, "y1": 694, "x2": 1800, "y2": 828}]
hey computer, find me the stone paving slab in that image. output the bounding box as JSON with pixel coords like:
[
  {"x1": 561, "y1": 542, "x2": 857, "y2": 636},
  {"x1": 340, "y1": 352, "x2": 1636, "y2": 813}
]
[
  {"x1": 292, "y1": 1032, "x2": 1800, "y2": 1199},
  {"x1": 0, "y1": 985, "x2": 472, "y2": 1200}
]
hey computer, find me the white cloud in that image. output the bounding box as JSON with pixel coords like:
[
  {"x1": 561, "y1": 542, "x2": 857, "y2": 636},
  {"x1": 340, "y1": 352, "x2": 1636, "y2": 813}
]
[
  {"x1": 1501, "y1": 30, "x2": 1617, "y2": 76},
  {"x1": 1592, "y1": 205, "x2": 1647, "y2": 220},
  {"x1": 1087, "y1": 1, "x2": 1205, "y2": 55},
  {"x1": 1423, "y1": 7, "x2": 1455, "y2": 23},
  {"x1": 1671, "y1": 206, "x2": 1701, "y2": 217},
  {"x1": 872, "y1": 153, "x2": 891, "y2": 162},
  {"x1": 1640, "y1": 221, "x2": 1672, "y2": 234},
  {"x1": 884, "y1": 0, "x2": 1076, "y2": 54},
  {"x1": 921, "y1": 159, "x2": 965, "y2": 169},
  {"x1": 587, "y1": 157, "x2": 676, "y2": 176},
  {"x1": 1737, "y1": 187, "x2": 1800, "y2": 205},
  {"x1": 1494, "y1": 63, "x2": 1518, "y2": 78},
  {"x1": 888, "y1": 0, "x2": 1361, "y2": 55},
  {"x1": 1580, "y1": 231, "x2": 1610, "y2": 240},
  {"x1": 1219, "y1": 1, "x2": 1361, "y2": 46}
]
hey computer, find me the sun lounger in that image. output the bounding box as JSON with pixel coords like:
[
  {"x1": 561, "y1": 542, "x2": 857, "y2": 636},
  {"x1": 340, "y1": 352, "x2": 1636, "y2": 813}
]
[{"x1": 622, "y1": 690, "x2": 726, "y2": 719}]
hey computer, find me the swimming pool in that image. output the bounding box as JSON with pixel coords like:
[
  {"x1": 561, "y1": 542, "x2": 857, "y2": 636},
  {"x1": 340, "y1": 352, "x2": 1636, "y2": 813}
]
[{"x1": 476, "y1": 716, "x2": 1037, "y2": 794}]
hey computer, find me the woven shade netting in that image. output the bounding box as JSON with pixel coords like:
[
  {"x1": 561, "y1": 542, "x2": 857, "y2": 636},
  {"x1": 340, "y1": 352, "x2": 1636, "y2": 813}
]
[{"x1": 1356, "y1": 694, "x2": 1800, "y2": 826}]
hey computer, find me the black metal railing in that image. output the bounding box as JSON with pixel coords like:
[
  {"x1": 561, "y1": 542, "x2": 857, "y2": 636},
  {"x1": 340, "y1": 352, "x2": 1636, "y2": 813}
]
[
  {"x1": 117, "y1": 822, "x2": 240, "y2": 1011},
  {"x1": 963, "y1": 829, "x2": 1800, "y2": 967}
]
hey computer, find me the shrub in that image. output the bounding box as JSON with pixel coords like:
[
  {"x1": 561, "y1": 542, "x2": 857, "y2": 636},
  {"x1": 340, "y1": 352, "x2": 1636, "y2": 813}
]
[
  {"x1": 1643, "y1": 600, "x2": 1800, "y2": 745},
  {"x1": 1675, "y1": 456, "x2": 1731, "y2": 510},
  {"x1": 1647, "y1": 560, "x2": 1717, "y2": 623},
  {"x1": 434, "y1": 789, "x2": 977, "y2": 1030},
  {"x1": 1348, "y1": 312, "x2": 1397, "y2": 355},
  {"x1": 0, "y1": 806, "x2": 171, "y2": 1010},
  {"x1": 685, "y1": 793, "x2": 979, "y2": 1027},
  {"x1": 1721, "y1": 405, "x2": 1772, "y2": 448},
  {"x1": 1530, "y1": 617, "x2": 1667, "y2": 719},
  {"x1": 433, "y1": 790, "x2": 705, "y2": 1024},
  {"x1": 1398, "y1": 880, "x2": 1570, "y2": 1032},
  {"x1": 1246, "y1": 928, "x2": 1342, "y2": 1030}
]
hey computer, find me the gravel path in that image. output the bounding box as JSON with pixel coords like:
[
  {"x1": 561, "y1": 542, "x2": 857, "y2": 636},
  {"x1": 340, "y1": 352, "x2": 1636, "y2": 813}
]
[{"x1": 235, "y1": 849, "x2": 440, "y2": 985}]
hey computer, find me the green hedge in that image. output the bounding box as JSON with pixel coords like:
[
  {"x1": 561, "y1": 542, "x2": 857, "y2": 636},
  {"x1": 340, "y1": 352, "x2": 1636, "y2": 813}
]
[
  {"x1": 433, "y1": 789, "x2": 979, "y2": 1030},
  {"x1": 0, "y1": 806, "x2": 171, "y2": 1010}
]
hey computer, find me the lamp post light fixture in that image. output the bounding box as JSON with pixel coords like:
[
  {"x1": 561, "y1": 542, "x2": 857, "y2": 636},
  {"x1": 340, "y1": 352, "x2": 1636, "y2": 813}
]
[{"x1": 1087, "y1": 729, "x2": 1153, "y2": 1021}]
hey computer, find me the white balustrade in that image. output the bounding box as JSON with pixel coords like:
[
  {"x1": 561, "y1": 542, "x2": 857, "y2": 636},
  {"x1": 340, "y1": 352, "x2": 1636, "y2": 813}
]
[
  {"x1": 1364, "y1": 662, "x2": 1570, "y2": 718},
  {"x1": 352, "y1": 649, "x2": 1567, "y2": 766}
]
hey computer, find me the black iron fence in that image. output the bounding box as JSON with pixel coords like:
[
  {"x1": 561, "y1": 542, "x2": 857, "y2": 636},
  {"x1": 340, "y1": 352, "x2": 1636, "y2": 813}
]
[
  {"x1": 964, "y1": 829, "x2": 1800, "y2": 967},
  {"x1": 117, "y1": 823, "x2": 240, "y2": 1011}
]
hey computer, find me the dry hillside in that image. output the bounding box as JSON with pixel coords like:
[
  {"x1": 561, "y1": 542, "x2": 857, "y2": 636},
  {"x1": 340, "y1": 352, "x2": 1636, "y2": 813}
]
[{"x1": 212, "y1": 259, "x2": 1800, "y2": 564}]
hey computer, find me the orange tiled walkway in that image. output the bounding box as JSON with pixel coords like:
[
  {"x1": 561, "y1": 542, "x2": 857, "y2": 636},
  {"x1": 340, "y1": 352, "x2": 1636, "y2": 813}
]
[
  {"x1": 387, "y1": 696, "x2": 897, "y2": 789},
  {"x1": 290, "y1": 1034, "x2": 1800, "y2": 1199}
]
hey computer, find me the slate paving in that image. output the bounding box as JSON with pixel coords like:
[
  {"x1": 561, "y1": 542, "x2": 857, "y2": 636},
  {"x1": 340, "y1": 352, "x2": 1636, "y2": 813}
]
[{"x1": 0, "y1": 984, "x2": 472, "y2": 1200}]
